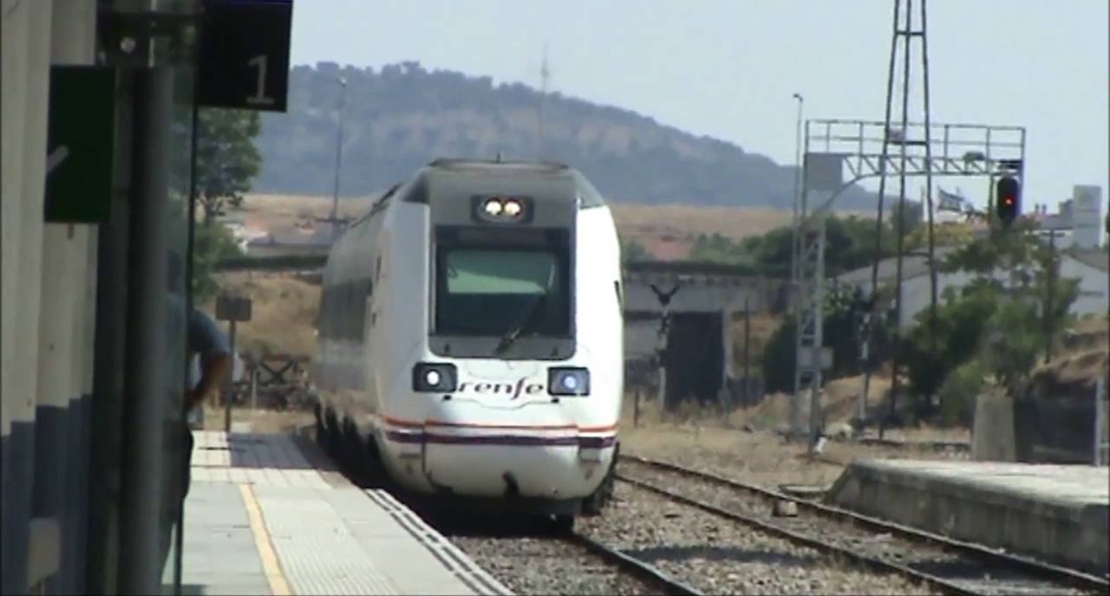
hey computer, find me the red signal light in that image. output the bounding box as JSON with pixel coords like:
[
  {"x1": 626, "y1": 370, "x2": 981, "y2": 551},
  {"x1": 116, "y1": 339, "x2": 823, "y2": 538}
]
[{"x1": 995, "y1": 176, "x2": 1021, "y2": 227}]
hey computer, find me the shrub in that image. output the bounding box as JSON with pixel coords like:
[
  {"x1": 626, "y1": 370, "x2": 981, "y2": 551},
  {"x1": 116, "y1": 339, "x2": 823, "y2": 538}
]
[{"x1": 937, "y1": 359, "x2": 986, "y2": 427}]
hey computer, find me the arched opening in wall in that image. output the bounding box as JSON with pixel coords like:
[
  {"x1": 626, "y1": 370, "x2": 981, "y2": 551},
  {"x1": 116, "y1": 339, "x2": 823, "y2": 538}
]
[{"x1": 663, "y1": 312, "x2": 723, "y2": 410}]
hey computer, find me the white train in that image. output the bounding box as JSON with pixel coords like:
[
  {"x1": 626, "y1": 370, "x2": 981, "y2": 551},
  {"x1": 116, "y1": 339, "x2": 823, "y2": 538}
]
[{"x1": 312, "y1": 158, "x2": 625, "y2": 528}]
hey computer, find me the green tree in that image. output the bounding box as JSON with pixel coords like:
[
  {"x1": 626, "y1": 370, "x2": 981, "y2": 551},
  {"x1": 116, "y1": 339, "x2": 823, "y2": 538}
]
[
  {"x1": 888, "y1": 198, "x2": 924, "y2": 237},
  {"x1": 761, "y1": 284, "x2": 895, "y2": 394},
  {"x1": 902, "y1": 282, "x2": 998, "y2": 401},
  {"x1": 935, "y1": 359, "x2": 986, "y2": 427},
  {"x1": 167, "y1": 198, "x2": 244, "y2": 303},
  {"x1": 822, "y1": 215, "x2": 897, "y2": 276},
  {"x1": 186, "y1": 108, "x2": 263, "y2": 224},
  {"x1": 191, "y1": 222, "x2": 244, "y2": 302},
  {"x1": 621, "y1": 238, "x2": 651, "y2": 262},
  {"x1": 745, "y1": 227, "x2": 792, "y2": 275},
  {"x1": 689, "y1": 233, "x2": 752, "y2": 266},
  {"x1": 705, "y1": 215, "x2": 899, "y2": 278},
  {"x1": 904, "y1": 222, "x2": 1081, "y2": 404},
  {"x1": 905, "y1": 221, "x2": 974, "y2": 252}
]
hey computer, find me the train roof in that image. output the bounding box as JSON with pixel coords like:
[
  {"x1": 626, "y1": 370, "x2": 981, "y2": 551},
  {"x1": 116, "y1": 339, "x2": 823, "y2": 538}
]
[
  {"x1": 426, "y1": 157, "x2": 572, "y2": 173},
  {"x1": 386, "y1": 158, "x2": 608, "y2": 210},
  {"x1": 335, "y1": 157, "x2": 610, "y2": 248}
]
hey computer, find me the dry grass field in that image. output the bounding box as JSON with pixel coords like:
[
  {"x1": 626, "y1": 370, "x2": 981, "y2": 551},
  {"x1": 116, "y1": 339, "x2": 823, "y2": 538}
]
[
  {"x1": 618, "y1": 420, "x2": 971, "y2": 489},
  {"x1": 1038, "y1": 314, "x2": 1109, "y2": 386},
  {"x1": 611, "y1": 203, "x2": 794, "y2": 260},
  {"x1": 204, "y1": 271, "x2": 320, "y2": 357},
  {"x1": 234, "y1": 193, "x2": 875, "y2": 260},
  {"x1": 231, "y1": 193, "x2": 375, "y2": 239}
]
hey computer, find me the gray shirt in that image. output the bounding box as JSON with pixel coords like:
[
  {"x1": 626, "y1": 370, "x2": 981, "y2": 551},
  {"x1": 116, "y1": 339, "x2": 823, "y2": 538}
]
[
  {"x1": 187, "y1": 305, "x2": 231, "y2": 364},
  {"x1": 166, "y1": 295, "x2": 231, "y2": 425}
]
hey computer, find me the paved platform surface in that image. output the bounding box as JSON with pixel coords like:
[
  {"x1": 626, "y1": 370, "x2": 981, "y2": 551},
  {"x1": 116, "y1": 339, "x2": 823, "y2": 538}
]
[
  {"x1": 825, "y1": 458, "x2": 1110, "y2": 576},
  {"x1": 161, "y1": 430, "x2": 513, "y2": 595}
]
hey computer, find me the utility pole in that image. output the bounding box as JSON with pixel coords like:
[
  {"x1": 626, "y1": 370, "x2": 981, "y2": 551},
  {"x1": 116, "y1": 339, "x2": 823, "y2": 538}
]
[
  {"x1": 537, "y1": 43, "x2": 552, "y2": 160},
  {"x1": 788, "y1": 93, "x2": 805, "y2": 438},
  {"x1": 329, "y1": 76, "x2": 347, "y2": 240},
  {"x1": 1043, "y1": 226, "x2": 1059, "y2": 364},
  {"x1": 743, "y1": 295, "x2": 752, "y2": 408},
  {"x1": 862, "y1": 0, "x2": 938, "y2": 437}
]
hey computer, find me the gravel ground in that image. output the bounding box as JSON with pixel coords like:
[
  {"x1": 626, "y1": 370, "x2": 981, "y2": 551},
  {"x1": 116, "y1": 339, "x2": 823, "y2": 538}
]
[
  {"x1": 577, "y1": 482, "x2": 942, "y2": 595},
  {"x1": 450, "y1": 534, "x2": 666, "y2": 595},
  {"x1": 619, "y1": 460, "x2": 1096, "y2": 596}
]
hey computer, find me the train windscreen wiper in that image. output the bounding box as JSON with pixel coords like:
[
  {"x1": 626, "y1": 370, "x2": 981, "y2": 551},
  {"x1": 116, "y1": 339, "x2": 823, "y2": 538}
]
[{"x1": 494, "y1": 292, "x2": 548, "y2": 355}]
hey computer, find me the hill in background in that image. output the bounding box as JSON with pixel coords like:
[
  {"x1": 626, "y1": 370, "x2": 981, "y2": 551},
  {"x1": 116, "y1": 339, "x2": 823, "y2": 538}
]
[{"x1": 255, "y1": 61, "x2": 879, "y2": 210}]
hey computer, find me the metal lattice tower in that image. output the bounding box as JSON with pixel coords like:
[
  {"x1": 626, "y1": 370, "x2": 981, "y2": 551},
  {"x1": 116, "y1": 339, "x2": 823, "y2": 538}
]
[
  {"x1": 865, "y1": 0, "x2": 936, "y2": 433},
  {"x1": 788, "y1": 1, "x2": 1026, "y2": 448}
]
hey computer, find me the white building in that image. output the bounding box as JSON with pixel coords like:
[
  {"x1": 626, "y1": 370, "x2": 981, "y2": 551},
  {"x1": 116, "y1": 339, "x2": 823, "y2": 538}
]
[
  {"x1": 833, "y1": 246, "x2": 1108, "y2": 330},
  {"x1": 1029, "y1": 185, "x2": 1105, "y2": 249}
]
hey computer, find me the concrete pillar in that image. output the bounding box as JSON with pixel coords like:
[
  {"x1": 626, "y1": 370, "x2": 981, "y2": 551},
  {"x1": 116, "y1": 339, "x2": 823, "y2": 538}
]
[
  {"x1": 971, "y1": 393, "x2": 1017, "y2": 462},
  {"x1": 1, "y1": 1, "x2": 32, "y2": 592},
  {"x1": 117, "y1": 66, "x2": 174, "y2": 595},
  {"x1": 35, "y1": 2, "x2": 100, "y2": 592},
  {"x1": 2, "y1": 0, "x2": 54, "y2": 591}
]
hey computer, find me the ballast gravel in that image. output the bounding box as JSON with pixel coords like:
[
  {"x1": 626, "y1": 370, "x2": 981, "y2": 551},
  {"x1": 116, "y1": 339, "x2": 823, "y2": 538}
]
[
  {"x1": 575, "y1": 482, "x2": 941, "y2": 595},
  {"x1": 451, "y1": 534, "x2": 666, "y2": 595}
]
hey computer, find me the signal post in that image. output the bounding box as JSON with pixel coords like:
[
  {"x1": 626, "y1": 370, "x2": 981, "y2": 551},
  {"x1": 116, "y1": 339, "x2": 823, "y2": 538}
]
[{"x1": 790, "y1": 119, "x2": 1027, "y2": 450}]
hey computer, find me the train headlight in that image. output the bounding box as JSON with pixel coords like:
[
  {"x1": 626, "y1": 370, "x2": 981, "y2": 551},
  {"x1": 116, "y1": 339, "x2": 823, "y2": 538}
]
[
  {"x1": 482, "y1": 198, "x2": 503, "y2": 216},
  {"x1": 424, "y1": 369, "x2": 441, "y2": 386},
  {"x1": 412, "y1": 362, "x2": 458, "y2": 393},
  {"x1": 472, "y1": 195, "x2": 533, "y2": 224},
  {"x1": 547, "y1": 367, "x2": 590, "y2": 397}
]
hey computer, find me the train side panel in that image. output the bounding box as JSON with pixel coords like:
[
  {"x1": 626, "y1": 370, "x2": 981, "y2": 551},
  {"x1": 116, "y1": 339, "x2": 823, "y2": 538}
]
[
  {"x1": 313, "y1": 199, "x2": 387, "y2": 428},
  {"x1": 571, "y1": 204, "x2": 624, "y2": 431}
]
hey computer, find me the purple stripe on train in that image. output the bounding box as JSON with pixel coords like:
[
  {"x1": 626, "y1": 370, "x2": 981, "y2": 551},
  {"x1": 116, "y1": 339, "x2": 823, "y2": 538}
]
[{"x1": 384, "y1": 430, "x2": 617, "y2": 448}]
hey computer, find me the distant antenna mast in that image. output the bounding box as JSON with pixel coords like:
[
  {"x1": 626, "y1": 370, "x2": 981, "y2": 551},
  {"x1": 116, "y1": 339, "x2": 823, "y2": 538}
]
[
  {"x1": 862, "y1": 0, "x2": 937, "y2": 433},
  {"x1": 537, "y1": 43, "x2": 552, "y2": 159}
]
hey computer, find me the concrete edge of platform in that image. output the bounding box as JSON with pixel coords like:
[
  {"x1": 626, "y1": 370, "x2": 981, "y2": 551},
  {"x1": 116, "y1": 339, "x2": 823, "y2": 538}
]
[
  {"x1": 824, "y1": 458, "x2": 1110, "y2": 576},
  {"x1": 363, "y1": 489, "x2": 514, "y2": 596}
]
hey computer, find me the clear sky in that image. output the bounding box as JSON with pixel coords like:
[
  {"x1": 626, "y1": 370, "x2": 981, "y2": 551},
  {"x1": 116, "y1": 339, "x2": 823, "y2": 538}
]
[{"x1": 287, "y1": 0, "x2": 1108, "y2": 214}]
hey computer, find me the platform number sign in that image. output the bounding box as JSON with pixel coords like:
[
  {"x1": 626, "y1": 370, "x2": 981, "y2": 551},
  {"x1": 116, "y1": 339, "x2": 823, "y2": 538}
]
[{"x1": 196, "y1": 0, "x2": 294, "y2": 112}]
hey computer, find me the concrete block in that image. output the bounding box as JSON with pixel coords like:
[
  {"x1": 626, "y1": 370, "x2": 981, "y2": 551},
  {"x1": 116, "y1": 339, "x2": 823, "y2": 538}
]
[
  {"x1": 972, "y1": 392, "x2": 1017, "y2": 462},
  {"x1": 825, "y1": 458, "x2": 1110, "y2": 576}
]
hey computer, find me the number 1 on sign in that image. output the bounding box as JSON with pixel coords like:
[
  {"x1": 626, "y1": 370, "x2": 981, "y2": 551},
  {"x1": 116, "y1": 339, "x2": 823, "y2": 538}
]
[{"x1": 246, "y1": 55, "x2": 276, "y2": 106}]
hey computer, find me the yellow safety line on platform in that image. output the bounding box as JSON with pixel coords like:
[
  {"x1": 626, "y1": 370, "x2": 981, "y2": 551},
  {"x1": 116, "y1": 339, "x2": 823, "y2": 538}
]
[{"x1": 238, "y1": 483, "x2": 292, "y2": 596}]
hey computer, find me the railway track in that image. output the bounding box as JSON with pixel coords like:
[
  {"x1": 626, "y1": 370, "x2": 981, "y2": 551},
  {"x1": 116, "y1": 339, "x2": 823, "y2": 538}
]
[
  {"x1": 322, "y1": 425, "x2": 701, "y2": 595},
  {"x1": 617, "y1": 454, "x2": 1109, "y2": 596},
  {"x1": 564, "y1": 532, "x2": 703, "y2": 595},
  {"x1": 443, "y1": 517, "x2": 705, "y2": 595}
]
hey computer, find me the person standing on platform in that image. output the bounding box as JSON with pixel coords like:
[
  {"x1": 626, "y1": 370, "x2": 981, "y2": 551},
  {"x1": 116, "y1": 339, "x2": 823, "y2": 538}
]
[{"x1": 162, "y1": 252, "x2": 232, "y2": 570}]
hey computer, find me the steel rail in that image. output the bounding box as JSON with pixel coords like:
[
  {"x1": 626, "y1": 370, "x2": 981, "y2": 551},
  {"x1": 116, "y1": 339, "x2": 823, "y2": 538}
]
[{"x1": 620, "y1": 454, "x2": 1108, "y2": 595}]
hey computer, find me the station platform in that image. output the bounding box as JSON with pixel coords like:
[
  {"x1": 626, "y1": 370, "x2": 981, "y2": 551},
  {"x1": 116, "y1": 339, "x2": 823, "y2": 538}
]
[
  {"x1": 824, "y1": 459, "x2": 1110, "y2": 576},
  {"x1": 161, "y1": 430, "x2": 513, "y2": 595}
]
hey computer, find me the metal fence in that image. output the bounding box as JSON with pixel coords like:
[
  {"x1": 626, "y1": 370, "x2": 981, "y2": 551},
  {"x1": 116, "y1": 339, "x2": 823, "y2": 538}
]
[{"x1": 226, "y1": 354, "x2": 312, "y2": 410}]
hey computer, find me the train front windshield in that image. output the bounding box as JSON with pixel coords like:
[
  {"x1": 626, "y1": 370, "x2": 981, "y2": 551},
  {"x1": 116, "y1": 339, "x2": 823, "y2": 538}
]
[{"x1": 434, "y1": 247, "x2": 571, "y2": 338}]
